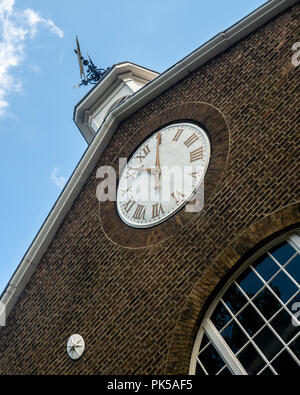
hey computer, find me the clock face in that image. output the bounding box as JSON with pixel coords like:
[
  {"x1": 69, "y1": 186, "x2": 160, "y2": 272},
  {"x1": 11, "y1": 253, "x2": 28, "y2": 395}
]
[
  {"x1": 116, "y1": 122, "x2": 210, "y2": 228},
  {"x1": 67, "y1": 334, "x2": 85, "y2": 360}
]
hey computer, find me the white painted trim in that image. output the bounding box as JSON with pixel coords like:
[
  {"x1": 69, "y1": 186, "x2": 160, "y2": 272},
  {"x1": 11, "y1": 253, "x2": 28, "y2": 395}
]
[
  {"x1": 205, "y1": 319, "x2": 247, "y2": 375},
  {"x1": 1, "y1": 0, "x2": 298, "y2": 320}
]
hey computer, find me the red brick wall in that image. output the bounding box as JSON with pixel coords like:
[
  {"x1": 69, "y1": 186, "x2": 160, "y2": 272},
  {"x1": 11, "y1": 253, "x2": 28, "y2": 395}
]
[{"x1": 0, "y1": 4, "x2": 299, "y2": 374}]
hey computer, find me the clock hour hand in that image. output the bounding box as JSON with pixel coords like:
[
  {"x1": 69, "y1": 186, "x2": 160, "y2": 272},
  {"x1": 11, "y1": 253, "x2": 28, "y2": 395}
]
[{"x1": 130, "y1": 166, "x2": 158, "y2": 175}]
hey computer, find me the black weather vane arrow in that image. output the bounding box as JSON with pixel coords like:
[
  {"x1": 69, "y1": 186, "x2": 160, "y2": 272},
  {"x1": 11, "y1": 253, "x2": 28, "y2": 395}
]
[{"x1": 73, "y1": 36, "x2": 110, "y2": 88}]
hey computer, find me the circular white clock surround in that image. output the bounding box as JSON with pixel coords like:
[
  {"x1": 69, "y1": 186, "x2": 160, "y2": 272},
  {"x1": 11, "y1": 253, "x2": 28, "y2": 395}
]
[{"x1": 117, "y1": 122, "x2": 210, "y2": 228}]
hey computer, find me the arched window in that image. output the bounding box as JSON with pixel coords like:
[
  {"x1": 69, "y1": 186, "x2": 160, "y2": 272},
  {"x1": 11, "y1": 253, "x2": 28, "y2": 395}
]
[{"x1": 190, "y1": 232, "x2": 300, "y2": 375}]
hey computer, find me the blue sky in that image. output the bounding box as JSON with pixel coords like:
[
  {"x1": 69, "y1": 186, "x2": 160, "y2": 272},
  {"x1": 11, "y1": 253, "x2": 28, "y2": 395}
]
[{"x1": 0, "y1": 0, "x2": 267, "y2": 294}]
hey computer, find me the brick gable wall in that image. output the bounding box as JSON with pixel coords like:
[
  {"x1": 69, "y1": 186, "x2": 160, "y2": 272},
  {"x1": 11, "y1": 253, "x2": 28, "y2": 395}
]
[{"x1": 0, "y1": 4, "x2": 299, "y2": 374}]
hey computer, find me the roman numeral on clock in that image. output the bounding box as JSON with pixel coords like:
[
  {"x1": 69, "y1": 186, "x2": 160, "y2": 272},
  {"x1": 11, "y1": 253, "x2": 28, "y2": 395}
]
[
  {"x1": 125, "y1": 169, "x2": 136, "y2": 180},
  {"x1": 152, "y1": 203, "x2": 164, "y2": 219},
  {"x1": 120, "y1": 185, "x2": 132, "y2": 197},
  {"x1": 188, "y1": 170, "x2": 200, "y2": 179},
  {"x1": 171, "y1": 191, "x2": 185, "y2": 204},
  {"x1": 123, "y1": 198, "x2": 135, "y2": 214},
  {"x1": 173, "y1": 128, "x2": 184, "y2": 142},
  {"x1": 190, "y1": 147, "x2": 203, "y2": 163},
  {"x1": 136, "y1": 144, "x2": 150, "y2": 162},
  {"x1": 133, "y1": 205, "x2": 146, "y2": 220},
  {"x1": 184, "y1": 133, "x2": 199, "y2": 148}
]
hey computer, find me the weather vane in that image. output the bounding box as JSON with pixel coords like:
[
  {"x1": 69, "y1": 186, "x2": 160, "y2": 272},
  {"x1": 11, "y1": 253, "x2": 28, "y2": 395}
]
[{"x1": 74, "y1": 36, "x2": 110, "y2": 88}]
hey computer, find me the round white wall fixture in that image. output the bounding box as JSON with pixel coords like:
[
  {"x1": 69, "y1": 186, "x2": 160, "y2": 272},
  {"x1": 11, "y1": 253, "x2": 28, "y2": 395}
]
[{"x1": 67, "y1": 334, "x2": 85, "y2": 360}]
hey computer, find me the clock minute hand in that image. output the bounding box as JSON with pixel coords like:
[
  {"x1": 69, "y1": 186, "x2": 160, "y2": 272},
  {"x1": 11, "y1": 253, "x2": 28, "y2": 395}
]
[
  {"x1": 154, "y1": 132, "x2": 161, "y2": 190},
  {"x1": 155, "y1": 132, "x2": 161, "y2": 167}
]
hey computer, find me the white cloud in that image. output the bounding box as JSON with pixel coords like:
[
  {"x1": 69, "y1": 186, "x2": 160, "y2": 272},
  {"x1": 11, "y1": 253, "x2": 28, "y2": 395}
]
[
  {"x1": 23, "y1": 8, "x2": 63, "y2": 39},
  {"x1": 0, "y1": 0, "x2": 64, "y2": 117},
  {"x1": 51, "y1": 166, "x2": 66, "y2": 189}
]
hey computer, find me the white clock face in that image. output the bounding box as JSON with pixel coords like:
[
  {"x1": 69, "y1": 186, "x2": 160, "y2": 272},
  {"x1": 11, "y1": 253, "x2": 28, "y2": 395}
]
[
  {"x1": 117, "y1": 122, "x2": 210, "y2": 228},
  {"x1": 67, "y1": 334, "x2": 85, "y2": 360}
]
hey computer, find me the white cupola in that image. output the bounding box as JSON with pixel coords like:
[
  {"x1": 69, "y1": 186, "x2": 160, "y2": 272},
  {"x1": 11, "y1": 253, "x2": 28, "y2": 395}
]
[{"x1": 74, "y1": 62, "x2": 159, "y2": 144}]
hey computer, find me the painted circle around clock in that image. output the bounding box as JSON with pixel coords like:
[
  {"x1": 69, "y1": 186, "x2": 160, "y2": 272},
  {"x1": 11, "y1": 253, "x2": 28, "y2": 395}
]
[{"x1": 116, "y1": 122, "x2": 211, "y2": 228}]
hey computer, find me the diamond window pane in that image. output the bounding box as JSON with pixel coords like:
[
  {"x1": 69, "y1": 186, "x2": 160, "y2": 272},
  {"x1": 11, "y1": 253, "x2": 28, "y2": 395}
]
[
  {"x1": 237, "y1": 343, "x2": 265, "y2": 375},
  {"x1": 222, "y1": 284, "x2": 248, "y2": 315},
  {"x1": 253, "y1": 254, "x2": 279, "y2": 282},
  {"x1": 290, "y1": 336, "x2": 300, "y2": 361},
  {"x1": 198, "y1": 343, "x2": 226, "y2": 375},
  {"x1": 287, "y1": 293, "x2": 300, "y2": 315},
  {"x1": 271, "y1": 350, "x2": 300, "y2": 374},
  {"x1": 259, "y1": 367, "x2": 274, "y2": 375},
  {"x1": 253, "y1": 287, "x2": 282, "y2": 319},
  {"x1": 253, "y1": 326, "x2": 283, "y2": 360},
  {"x1": 195, "y1": 362, "x2": 206, "y2": 375},
  {"x1": 268, "y1": 271, "x2": 298, "y2": 303},
  {"x1": 211, "y1": 301, "x2": 232, "y2": 331},
  {"x1": 269, "y1": 242, "x2": 297, "y2": 265},
  {"x1": 199, "y1": 333, "x2": 210, "y2": 351},
  {"x1": 237, "y1": 304, "x2": 265, "y2": 337},
  {"x1": 218, "y1": 366, "x2": 232, "y2": 375},
  {"x1": 236, "y1": 267, "x2": 264, "y2": 298},
  {"x1": 285, "y1": 255, "x2": 300, "y2": 285},
  {"x1": 270, "y1": 309, "x2": 299, "y2": 343},
  {"x1": 221, "y1": 320, "x2": 248, "y2": 354}
]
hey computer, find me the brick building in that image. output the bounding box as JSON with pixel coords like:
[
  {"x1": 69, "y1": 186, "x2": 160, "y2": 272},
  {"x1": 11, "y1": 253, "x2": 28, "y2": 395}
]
[{"x1": 0, "y1": 0, "x2": 299, "y2": 375}]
